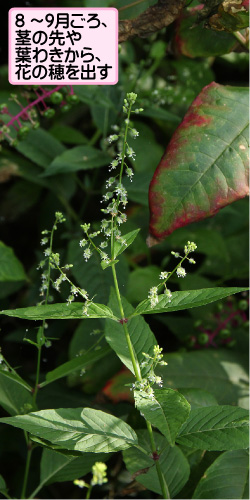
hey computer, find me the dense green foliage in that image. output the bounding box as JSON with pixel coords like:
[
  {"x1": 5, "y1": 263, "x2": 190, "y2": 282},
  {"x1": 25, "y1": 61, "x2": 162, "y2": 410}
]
[{"x1": 0, "y1": 0, "x2": 249, "y2": 499}]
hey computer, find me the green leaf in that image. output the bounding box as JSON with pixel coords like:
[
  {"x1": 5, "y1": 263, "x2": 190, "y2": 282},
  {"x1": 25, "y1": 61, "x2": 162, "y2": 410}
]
[
  {"x1": 0, "y1": 408, "x2": 138, "y2": 453},
  {"x1": 0, "y1": 475, "x2": 7, "y2": 494},
  {"x1": 192, "y1": 449, "x2": 249, "y2": 499},
  {"x1": 134, "y1": 388, "x2": 190, "y2": 446},
  {"x1": 16, "y1": 129, "x2": 65, "y2": 168},
  {"x1": 176, "y1": 406, "x2": 249, "y2": 450},
  {"x1": 105, "y1": 289, "x2": 157, "y2": 377},
  {"x1": 40, "y1": 345, "x2": 111, "y2": 387},
  {"x1": 42, "y1": 146, "x2": 111, "y2": 177},
  {"x1": 49, "y1": 124, "x2": 88, "y2": 145},
  {"x1": 178, "y1": 388, "x2": 218, "y2": 410},
  {"x1": 157, "y1": 348, "x2": 249, "y2": 408},
  {"x1": 131, "y1": 122, "x2": 164, "y2": 173},
  {"x1": 0, "y1": 241, "x2": 27, "y2": 281},
  {"x1": 174, "y1": 9, "x2": 237, "y2": 58},
  {"x1": 131, "y1": 287, "x2": 249, "y2": 317},
  {"x1": 149, "y1": 84, "x2": 249, "y2": 242},
  {"x1": 113, "y1": 229, "x2": 140, "y2": 259},
  {"x1": 30, "y1": 448, "x2": 111, "y2": 498},
  {"x1": 0, "y1": 302, "x2": 118, "y2": 321},
  {"x1": 127, "y1": 266, "x2": 161, "y2": 304},
  {"x1": 0, "y1": 371, "x2": 33, "y2": 416},
  {"x1": 123, "y1": 429, "x2": 190, "y2": 497}
]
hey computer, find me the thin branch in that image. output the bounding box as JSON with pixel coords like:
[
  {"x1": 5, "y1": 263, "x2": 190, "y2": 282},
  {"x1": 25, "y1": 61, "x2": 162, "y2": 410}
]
[{"x1": 118, "y1": 0, "x2": 185, "y2": 42}]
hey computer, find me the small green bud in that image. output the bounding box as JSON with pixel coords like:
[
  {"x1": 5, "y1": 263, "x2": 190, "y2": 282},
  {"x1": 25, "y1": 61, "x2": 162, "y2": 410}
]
[
  {"x1": 238, "y1": 300, "x2": 248, "y2": 311},
  {"x1": 61, "y1": 104, "x2": 72, "y2": 113},
  {"x1": 66, "y1": 94, "x2": 79, "y2": 104},
  {"x1": 18, "y1": 126, "x2": 30, "y2": 137},
  {"x1": 43, "y1": 108, "x2": 55, "y2": 118},
  {"x1": 219, "y1": 328, "x2": 231, "y2": 339},
  {"x1": 50, "y1": 91, "x2": 63, "y2": 104},
  {"x1": 198, "y1": 333, "x2": 209, "y2": 345}
]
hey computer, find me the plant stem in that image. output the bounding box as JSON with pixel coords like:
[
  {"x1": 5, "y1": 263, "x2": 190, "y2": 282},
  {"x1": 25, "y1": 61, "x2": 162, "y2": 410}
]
[
  {"x1": 111, "y1": 262, "x2": 170, "y2": 499},
  {"x1": 146, "y1": 421, "x2": 170, "y2": 499},
  {"x1": 32, "y1": 341, "x2": 42, "y2": 405},
  {"x1": 232, "y1": 31, "x2": 249, "y2": 49},
  {"x1": 20, "y1": 440, "x2": 33, "y2": 499},
  {"x1": 86, "y1": 484, "x2": 93, "y2": 499},
  {"x1": 118, "y1": 0, "x2": 147, "y2": 12}
]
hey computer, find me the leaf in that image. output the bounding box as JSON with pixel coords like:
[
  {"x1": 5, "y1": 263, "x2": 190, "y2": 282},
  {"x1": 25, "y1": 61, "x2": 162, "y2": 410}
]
[
  {"x1": 49, "y1": 124, "x2": 88, "y2": 145},
  {"x1": 0, "y1": 302, "x2": 118, "y2": 321},
  {"x1": 42, "y1": 146, "x2": 111, "y2": 177},
  {"x1": 209, "y1": 0, "x2": 249, "y2": 32},
  {"x1": 123, "y1": 429, "x2": 190, "y2": 497},
  {"x1": 30, "y1": 448, "x2": 111, "y2": 498},
  {"x1": 0, "y1": 371, "x2": 33, "y2": 416},
  {"x1": 157, "y1": 348, "x2": 249, "y2": 408},
  {"x1": 105, "y1": 289, "x2": 157, "y2": 377},
  {"x1": 176, "y1": 406, "x2": 249, "y2": 450},
  {"x1": 134, "y1": 388, "x2": 190, "y2": 446},
  {"x1": 192, "y1": 449, "x2": 249, "y2": 499},
  {"x1": 131, "y1": 122, "x2": 164, "y2": 173},
  {"x1": 149, "y1": 83, "x2": 249, "y2": 242},
  {"x1": 174, "y1": 9, "x2": 237, "y2": 58},
  {"x1": 0, "y1": 408, "x2": 138, "y2": 453},
  {"x1": 178, "y1": 388, "x2": 218, "y2": 410},
  {"x1": 0, "y1": 241, "x2": 27, "y2": 281},
  {"x1": 0, "y1": 475, "x2": 7, "y2": 494},
  {"x1": 113, "y1": 229, "x2": 140, "y2": 259},
  {"x1": 16, "y1": 129, "x2": 65, "y2": 168},
  {"x1": 127, "y1": 266, "x2": 161, "y2": 304},
  {"x1": 131, "y1": 287, "x2": 249, "y2": 317},
  {"x1": 40, "y1": 345, "x2": 111, "y2": 387}
]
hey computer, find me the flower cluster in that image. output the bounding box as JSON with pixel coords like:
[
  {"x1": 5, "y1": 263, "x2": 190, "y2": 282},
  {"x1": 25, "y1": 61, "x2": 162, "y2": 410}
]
[
  {"x1": 79, "y1": 93, "x2": 142, "y2": 268},
  {"x1": 132, "y1": 346, "x2": 167, "y2": 398},
  {"x1": 38, "y1": 212, "x2": 91, "y2": 316},
  {"x1": 147, "y1": 241, "x2": 197, "y2": 308}
]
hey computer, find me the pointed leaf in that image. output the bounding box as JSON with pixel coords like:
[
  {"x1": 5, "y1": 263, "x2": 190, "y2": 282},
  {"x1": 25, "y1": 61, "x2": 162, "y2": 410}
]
[
  {"x1": 0, "y1": 371, "x2": 33, "y2": 416},
  {"x1": 192, "y1": 449, "x2": 249, "y2": 499},
  {"x1": 42, "y1": 146, "x2": 111, "y2": 177},
  {"x1": 131, "y1": 287, "x2": 249, "y2": 317},
  {"x1": 113, "y1": 229, "x2": 140, "y2": 259},
  {"x1": 157, "y1": 348, "x2": 249, "y2": 407},
  {"x1": 0, "y1": 302, "x2": 118, "y2": 321},
  {"x1": 30, "y1": 448, "x2": 111, "y2": 498},
  {"x1": 149, "y1": 83, "x2": 249, "y2": 242},
  {"x1": 134, "y1": 388, "x2": 190, "y2": 446},
  {"x1": 0, "y1": 241, "x2": 27, "y2": 281},
  {"x1": 123, "y1": 429, "x2": 190, "y2": 497},
  {"x1": 40, "y1": 345, "x2": 111, "y2": 387},
  {"x1": 176, "y1": 406, "x2": 249, "y2": 450},
  {"x1": 0, "y1": 408, "x2": 138, "y2": 453},
  {"x1": 105, "y1": 289, "x2": 157, "y2": 377}
]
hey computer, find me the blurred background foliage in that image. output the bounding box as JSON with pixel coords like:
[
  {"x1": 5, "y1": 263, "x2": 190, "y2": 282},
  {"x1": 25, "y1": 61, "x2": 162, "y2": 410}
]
[{"x1": 0, "y1": 0, "x2": 249, "y2": 498}]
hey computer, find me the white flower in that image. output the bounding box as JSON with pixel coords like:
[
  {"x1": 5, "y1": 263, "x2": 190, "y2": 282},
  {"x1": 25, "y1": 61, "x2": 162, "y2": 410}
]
[
  {"x1": 176, "y1": 266, "x2": 186, "y2": 278},
  {"x1": 83, "y1": 248, "x2": 92, "y2": 262},
  {"x1": 184, "y1": 241, "x2": 197, "y2": 254},
  {"x1": 164, "y1": 288, "x2": 172, "y2": 299},
  {"x1": 159, "y1": 271, "x2": 169, "y2": 280}
]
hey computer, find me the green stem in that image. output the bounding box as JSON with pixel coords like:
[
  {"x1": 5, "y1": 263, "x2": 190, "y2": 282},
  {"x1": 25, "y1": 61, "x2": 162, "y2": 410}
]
[
  {"x1": 232, "y1": 31, "x2": 248, "y2": 49},
  {"x1": 20, "y1": 441, "x2": 33, "y2": 499},
  {"x1": 32, "y1": 343, "x2": 42, "y2": 405},
  {"x1": 146, "y1": 422, "x2": 170, "y2": 499},
  {"x1": 86, "y1": 484, "x2": 93, "y2": 499},
  {"x1": 111, "y1": 262, "x2": 169, "y2": 499}
]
